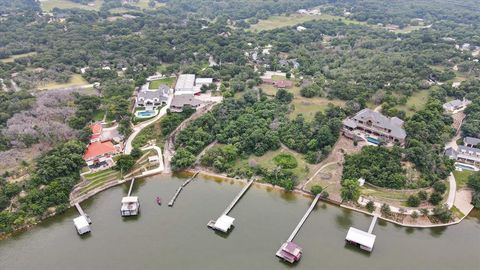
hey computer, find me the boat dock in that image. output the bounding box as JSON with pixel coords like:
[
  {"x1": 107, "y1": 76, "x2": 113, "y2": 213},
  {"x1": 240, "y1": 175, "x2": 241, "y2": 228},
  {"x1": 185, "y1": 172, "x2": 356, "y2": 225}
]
[
  {"x1": 121, "y1": 178, "x2": 140, "y2": 217},
  {"x1": 207, "y1": 179, "x2": 254, "y2": 233},
  {"x1": 345, "y1": 214, "x2": 379, "y2": 252},
  {"x1": 276, "y1": 194, "x2": 320, "y2": 263},
  {"x1": 168, "y1": 171, "x2": 199, "y2": 207},
  {"x1": 73, "y1": 203, "x2": 91, "y2": 235}
]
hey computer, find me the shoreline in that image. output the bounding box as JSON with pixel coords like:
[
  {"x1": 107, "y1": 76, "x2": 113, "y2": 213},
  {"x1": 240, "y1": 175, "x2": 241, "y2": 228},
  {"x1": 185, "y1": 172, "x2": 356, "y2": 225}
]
[
  {"x1": 0, "y1": 168, "x2": 475, "y2": 240},
  {"x1": 189, "y1": 169, "x2": 474, "y2": 228}
]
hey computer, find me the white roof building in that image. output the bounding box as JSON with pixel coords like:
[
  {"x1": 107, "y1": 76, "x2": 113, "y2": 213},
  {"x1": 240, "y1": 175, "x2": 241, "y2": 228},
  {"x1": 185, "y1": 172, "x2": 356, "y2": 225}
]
[
  {"x1": 73, "y1": 216, "x2": 91, "y2": 235},
  {"x1": 213, "y1": 215, "x2": 235, "y2": 233},
  {"x1": 346, "y1": 227, "x2": 376, "y2": 252},
  {"x1": 175, "y1": 74, "x2": 196, "y2": 95}
]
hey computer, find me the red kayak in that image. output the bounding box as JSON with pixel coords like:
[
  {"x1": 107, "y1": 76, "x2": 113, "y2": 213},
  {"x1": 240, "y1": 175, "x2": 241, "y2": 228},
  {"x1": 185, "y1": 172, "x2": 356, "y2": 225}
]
[{"x1": 156, "y1": 197, "x2": 162, "y2": 205}]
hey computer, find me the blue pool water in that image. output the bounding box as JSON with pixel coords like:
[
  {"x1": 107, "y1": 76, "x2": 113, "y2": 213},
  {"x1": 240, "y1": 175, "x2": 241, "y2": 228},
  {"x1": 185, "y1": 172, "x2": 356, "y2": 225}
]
[
  {"x1": 455, "y1": 163, "x2": 478, "y2": 171},
  {"x1": 138, "y1": 111, "x2": 155, "y2": 117},
  {"x1": 367, "y1": 136, "x2": 380, "y2": 145}
]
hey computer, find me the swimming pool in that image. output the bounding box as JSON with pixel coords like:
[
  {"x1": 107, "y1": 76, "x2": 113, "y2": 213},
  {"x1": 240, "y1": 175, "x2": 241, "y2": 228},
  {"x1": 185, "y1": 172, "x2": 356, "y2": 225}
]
[
  {"x1": 136, "y1": 110, "x2": 158, "y2": 118},
  {"x1": 367, "y1": 136, "x2": 380, "y2": 145},
  {"x1": 455, "y1": 162, "x2": 479, "y2": 171}
]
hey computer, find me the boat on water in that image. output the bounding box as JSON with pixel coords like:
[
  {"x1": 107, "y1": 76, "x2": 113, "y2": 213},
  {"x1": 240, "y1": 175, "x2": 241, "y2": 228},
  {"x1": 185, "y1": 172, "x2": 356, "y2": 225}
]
[{"x1": 156, "y1": 197, "x2": 162, "y2": 205}]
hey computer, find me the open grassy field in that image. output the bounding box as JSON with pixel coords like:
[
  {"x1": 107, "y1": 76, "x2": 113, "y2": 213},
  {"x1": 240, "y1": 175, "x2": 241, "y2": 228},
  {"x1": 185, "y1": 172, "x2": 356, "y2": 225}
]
[
  {"x1": 37, "y1": 74, "x2": 89, "y2": 90},
  {"x1": 259, "y1": 76, "x2": 346, "y2": 121},
  {"x1": 395, "y1": 90, "x2": 431, "y2": 117},
  {"x1": 234, "y1": 147, "x2": 312, "y2": 181},
  {"x1": 0, "y1": 52, "x2": 37, "y2": 63},
  {"x1": 40, "y1": 0, "x2": 103, "y2": 12},
  {"x1": 82, "y1": 168, "x2": 120, "y2": 193},
  {"x1": 110, "y1": 0, "x2": 165, "y2": 14},
  {"x1": 453, "y1": 170, "x2": 474, "y2": 189},
  {"x1": 249, "y1": 13, "x2": 366, "y2": 32},
  {"x1": 149, "y1": 77, "x2": 176, "y2": 89}
]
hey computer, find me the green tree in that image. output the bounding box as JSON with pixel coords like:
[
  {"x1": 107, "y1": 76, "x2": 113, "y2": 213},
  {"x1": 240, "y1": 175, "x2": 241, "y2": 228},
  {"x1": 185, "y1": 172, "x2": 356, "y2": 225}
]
[
  {"x1": 433, "y1": 181, "x2": 447, "y2": 194},
  {"x1": 341, "y1": 179, "x2": 360, "y2": 201},
  {"x1": 418, "y1": 190, "x2": 428, "y2": 201},
  {"x1": 407, "y1": 195, "x2": 420, "y2": 207},
  {"x1": 171, "y1": 149, "x2": 196, "y2": 171},
  {"x1": 429, "y1": 192, "x2": 443, "y2": 205},
  {"x1": 115, "y1": 155, "x2": 135, "y2": 173},
  {"x1": 130, "y1": 147, "x2": 142, "y2": 160},
  {"x1": 380, "y1": 203, "x2": 392, "y2": 217},
  {"x1": 310, "y1": 185, "x2": 323, "y2": 195},
  {"x1": 366, "y1": 201, "x2": 376, "y2": 212}
]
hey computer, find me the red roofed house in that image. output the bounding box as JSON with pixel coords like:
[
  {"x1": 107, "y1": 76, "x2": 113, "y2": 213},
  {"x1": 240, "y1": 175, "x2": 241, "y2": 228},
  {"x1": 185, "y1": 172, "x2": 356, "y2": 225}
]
[
  {"x1": 83, "y1": 141, "x2": 118, "y2": 168},
  {"x1": 90, "y1": 123, "x2": 103, "y2": 142}
]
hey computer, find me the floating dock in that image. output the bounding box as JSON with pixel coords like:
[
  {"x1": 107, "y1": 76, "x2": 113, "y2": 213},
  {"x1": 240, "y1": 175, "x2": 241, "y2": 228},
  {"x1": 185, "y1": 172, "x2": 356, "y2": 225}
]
[
  {"x1": 121, "y1": 178, "x2": 140, "y2": 216},
  {"x1": 73, "y1": 203, "x2": 91, "y2": 235},
  {"x1": 276, "y1": 194, "x2": 320, "y2": 263},
  {"x1": 345, "y1": 215, "x2": 378, "y2": 252},
  {"x1": 168, "y1": 171, "x2": 199, "y2": 207},
  {"x1": 208, "y1": 179, "x2": 254, "y2": 233}
]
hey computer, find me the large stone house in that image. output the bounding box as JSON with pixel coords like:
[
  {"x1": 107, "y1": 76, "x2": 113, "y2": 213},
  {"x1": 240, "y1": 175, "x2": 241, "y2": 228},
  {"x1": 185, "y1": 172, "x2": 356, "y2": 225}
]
[
  {"x1": 342, "y1": 108, "x2": 406, "y2": 145},
  {"x1": 445, "y1": 137, "x2": 480, "y2": 168},
  {"x1": 136, "y1": 84, "x2": 169, "y2": 111},
  {"x1": 170, "y1": 94, "x2": 202, "y2": 112}
]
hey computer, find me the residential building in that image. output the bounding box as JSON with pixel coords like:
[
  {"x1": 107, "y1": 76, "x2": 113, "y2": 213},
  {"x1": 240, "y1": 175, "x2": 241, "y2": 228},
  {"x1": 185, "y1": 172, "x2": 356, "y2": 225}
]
[
  {"x1": 445, "y1": 145, "x2": 480, "y2": 166},
  {"x1": 442, "y1": 99, "x2": 470, "y2": 113},
  {"x1": 464, "y1": 137, "x2": 480, "y2": 148},
  {"x1": 175, "y1": 74, "x2": 213, "y2": 95},
  {"x1": 342, "y1": 108, "x2": 406, "y2": 145},
  {"x1": 170, "y1": 94, "x2": 203, "y2": 112},
  {"x1": 136, "y1": 84, "x2": 169, "y2": 110},
  {"x1": 83, "y1": 141, "x2": 118, "y2": 168}
]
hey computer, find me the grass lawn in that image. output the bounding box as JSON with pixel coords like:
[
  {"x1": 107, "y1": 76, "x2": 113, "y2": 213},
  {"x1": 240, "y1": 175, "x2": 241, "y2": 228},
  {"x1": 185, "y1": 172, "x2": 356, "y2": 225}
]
[
  {"x1": 82, "y1": 168, "x2": 120, "y2": 193},
  {"x1": 149, "y1": 77, "x2": 176, "y2": 89},
  {"x1": 394, "y1": 90, "x2": 431, "y2": 117},
  {"x1": 40, "y1": 0, "x2": 103, "y2": 12},
  {"x1": 132, "y1": 120, "x2": 165, "y2": 149},
  {"x1": 0, "y1": 52, "x2": 37, "y2": 63},
  {"x1": 249, "y1": 13, "x2": 366, "y2": 32},
  {"x1": 361, "y1": 184, "x2": 417, "y2": 204},
  {"x1": 453, "y1": 170, "x2": 474, "y2": 189},
  {"x1": 92, "y1": 110, "x2": 106, "y2": 122},
  {"x1": 234, "y1": 147, "x2": 312, "y2": 181},
  {"x1": 37, "y1": 74, "x2": 89, "y2": 90},
  {"x1": 259, "y1": 76, "x2": 346, "y2": 121}
]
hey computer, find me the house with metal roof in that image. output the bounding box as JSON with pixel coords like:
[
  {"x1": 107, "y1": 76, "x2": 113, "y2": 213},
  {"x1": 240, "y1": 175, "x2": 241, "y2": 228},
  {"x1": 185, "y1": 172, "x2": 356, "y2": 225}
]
[
  {"x1": 175, "y1": 74, "x2": 213, "y2": 95},
  {"x1": 342, "y1": 108, "x2": 406, "y2": 145},
  {"x1": 170, "y1": 94, "x2": 202, "y2": 112},
  {"x1": 464, "y1": 136, "x2": 480, "y2": 148},
  {"x1": 443, "y1": 99, "x2": 470, "y2": 113}
]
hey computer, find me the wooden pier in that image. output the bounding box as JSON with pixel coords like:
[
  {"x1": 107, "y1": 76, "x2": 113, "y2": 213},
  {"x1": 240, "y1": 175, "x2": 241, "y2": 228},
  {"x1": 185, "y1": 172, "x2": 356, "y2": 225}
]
[
  {"x1": 207, "y1": 179, "x2": 254, "y2": 233},
  {"x1": 168, "y1": 172, "x2": 199, "y2": 207},
  {"x1": 368, "y1": 215, "x2": 378, "y2": 234},
  {"x1": 276, "y1": 194, "x2": 320, "y2": 263},
  {"x1": 286, "y1": 194, "x2": 320, "y2": 242},
  {"x1": 345, "y1": 214, "x2": 379, "y2": 252},
  {"x1": 121, "y1": 178, "x2": 140, "y2": 217},
  {"x1": 74, "y1": 203, "x2": 91, "y2": 223},
  {"x1": 223, "y1": 179, "x2": 254, "y2": 215}
]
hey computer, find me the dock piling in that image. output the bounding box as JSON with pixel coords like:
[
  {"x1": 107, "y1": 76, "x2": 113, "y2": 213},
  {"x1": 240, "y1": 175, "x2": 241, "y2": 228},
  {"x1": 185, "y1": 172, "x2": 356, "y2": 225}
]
[{"x1": 168, "y1": 172, "x2": 199, "y2": 207}]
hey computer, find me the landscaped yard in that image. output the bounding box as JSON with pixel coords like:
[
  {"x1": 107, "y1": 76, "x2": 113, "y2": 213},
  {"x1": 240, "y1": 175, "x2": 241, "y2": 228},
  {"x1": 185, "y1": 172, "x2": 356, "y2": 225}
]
[
  {"x1": 234, "y1": 147, "x2": 312, "y2": 181},
  {"x1": 40, "y1": 0, "x2": 103, "y2": 12},
  {"x1": 453, "y1": 170, "x2": 474, "y2": 189},
  {"x1": 149, "y1": 77, "x2": 176, "y2": 89},
  {"x1": 249, "y1": 13, "x2": 366, "y2": 32},
  {"x1": 0, "y1": 52, "x2": 37, "y2": 63},
  {"x1": 37, "y1": 74, "x2": 89, "y2": 91},
  {"x1": 132, "y1": 121, "x2": 165, "y2": 149},
  {"x1": 82, "y1": 168, "x2": 120, "y2": 193}
]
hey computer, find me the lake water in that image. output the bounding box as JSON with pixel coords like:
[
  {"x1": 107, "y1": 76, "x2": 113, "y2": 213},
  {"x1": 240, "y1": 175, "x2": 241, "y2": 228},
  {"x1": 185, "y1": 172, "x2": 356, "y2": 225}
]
[{"x1": 0, "y1": 175, "x2": 479, "y2": 270}]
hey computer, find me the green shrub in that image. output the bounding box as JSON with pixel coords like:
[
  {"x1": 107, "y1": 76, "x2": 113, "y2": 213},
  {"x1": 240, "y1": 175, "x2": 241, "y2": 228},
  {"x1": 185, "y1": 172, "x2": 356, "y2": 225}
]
[
  {"x1": 310, "y1": 185, "x2": 323, "y2": 195},
  {"x1": 418, "y1": 190, "x2": 428, "y2": 201},
  {"x1": 366, "y1": 201, "x2": 376, "y2": 212},
  {"x1": 429, "y1": 192, "x2": 443, "y2": 205},
  {"x1": 433, "y1": 181, "x2": 447, "y2": 194},
  {"x1": 273, "y1": 153, "x2": 298, "y2": 169},
  {"x1": 407, "y1": 195, "x2": 420, "y2": 207},
  {"x1": 381, "y1": 203, "x2": 391, "y2": 217}
]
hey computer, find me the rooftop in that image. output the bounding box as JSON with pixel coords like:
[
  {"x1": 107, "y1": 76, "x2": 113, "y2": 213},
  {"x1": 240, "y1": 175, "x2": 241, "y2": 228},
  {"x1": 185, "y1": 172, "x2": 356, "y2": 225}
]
[
  {"x1": 214, "y1": 214, "x2": 235, "y2": 233},
  {"x1": 73, "y1": 216, "x2": 90, "y2": 229},
  {"x1": 464, "y1": 137, "x2": 480, "y2": 147},
  {"x1": 171, "y1": 94, "x2": 202, "y2": 108},
  {"x1": 345, "y1": 108, "x2": 406, "y2": 140},
  {"x1": 175, "y1": 74, "x2": 196, "y2": 91},
  {"x1": 83, "y1": 141, "x2": 116, "y2": 161},
  {"x1": 346, "y1": 227, "x2": 376, "y2": 249}
]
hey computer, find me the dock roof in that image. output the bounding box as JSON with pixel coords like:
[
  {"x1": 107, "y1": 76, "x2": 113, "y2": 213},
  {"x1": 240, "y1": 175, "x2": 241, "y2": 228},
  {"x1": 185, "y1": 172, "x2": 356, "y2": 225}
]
[
  {"x1": 346, "y1": 227, "x2": 376, "y2": 250},
  {"x1": 214, "y1": 214, "x2": 235, "y2": 233},
  {"x1": 73, "y1": 216, "x2": 89, "y2": 229}
]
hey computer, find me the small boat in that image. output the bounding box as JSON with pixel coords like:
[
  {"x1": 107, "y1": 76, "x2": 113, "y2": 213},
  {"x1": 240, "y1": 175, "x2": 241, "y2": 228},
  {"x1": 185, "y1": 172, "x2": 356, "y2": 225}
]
[{"x1": 156, "y1": 197, "x2": 161, "y2": 205}]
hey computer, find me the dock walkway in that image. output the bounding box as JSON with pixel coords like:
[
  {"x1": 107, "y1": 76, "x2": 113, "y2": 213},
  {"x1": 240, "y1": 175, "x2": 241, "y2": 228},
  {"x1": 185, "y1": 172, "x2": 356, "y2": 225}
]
[
  {"x1": 368, "y1": 215, "x2": 379, "y2": 234},
  {"x1": 287, "y1": 194, "x2": 321, "y2": 242},
  {"x1": 127, "y1": 177, "x2": 135, "y2": 197},
  {"x1": 223, "y1": 179, "x2": 254, "y2": 215},
  {"x1": 74, "y1": 203, "x2": 91, "y2": 224},
  {"x1": 168, "y1": 172, "x2": 199, "y2": 207}
]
